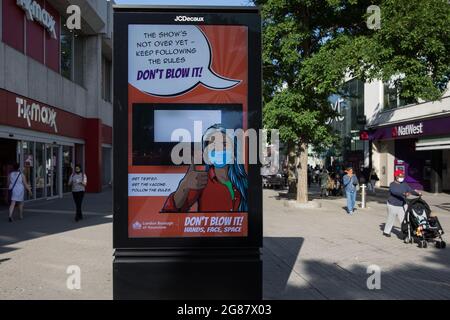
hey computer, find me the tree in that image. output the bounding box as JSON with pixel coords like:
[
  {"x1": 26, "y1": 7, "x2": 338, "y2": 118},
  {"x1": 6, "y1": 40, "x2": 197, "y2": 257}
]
[
  {"x1": 256, "y1": 0, "x2": 373, "y2": 202},
  {"x1": 302, "y1": 0, "x2": 450, "y2": 102},
  {"x1": 257, "y1": 0, "x2": 450, "y2": 203}
]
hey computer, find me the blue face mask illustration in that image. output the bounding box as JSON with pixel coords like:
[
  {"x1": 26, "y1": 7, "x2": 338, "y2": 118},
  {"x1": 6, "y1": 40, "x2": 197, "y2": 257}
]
[{"x1": 208, "y1": 149, "x2": 233, "y2": 168}]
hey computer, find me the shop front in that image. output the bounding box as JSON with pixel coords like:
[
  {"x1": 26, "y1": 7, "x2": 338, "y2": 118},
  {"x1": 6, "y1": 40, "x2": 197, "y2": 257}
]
[
  {"x1": 370, "y1": 115, "x2": 450, "y2": 193},
  {"x1": 0, "y1": 88, "x2": 111, "y2": 205},
  {"x1": 0, "y1": 138, "x2": 85, "y2": 204}
]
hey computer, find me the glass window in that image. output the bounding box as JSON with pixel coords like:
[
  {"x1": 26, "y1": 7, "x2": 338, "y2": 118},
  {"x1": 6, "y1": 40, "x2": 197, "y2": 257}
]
[
  {"x1": 35, "y1": 143, "x2": 45, "y2": 199},
  {"x1": 22, "y1": 141, "x2": 35, "y2": 201},
  {"x1": 102, "y1": 57, "x2": 112, "y2": 102},
  {"x1": 63, "y1": 146, "x2": 74, "y2": 193},
  {"x1": 102, "y1": 147, "x2": 112, "y2": 186},
  {"x1": 75, "y1": 144, "x2": 84, "y2": 170},
  {"x1": 383, "y1": 83, "x2": 416, "y2": 110},
  {"x1": 61, "y1": 24, "x2": 74, "y2": 80},
  {"x1": 327, "y1": 79, "x2": 365, "y2": 164},
  {"x1": 0, "y1": 139, "x2": 20, "y2": 204},
  {"x1": 74, "y1": 35, "x2": 84, "y2": 86},
  {"x1": 52, "y1": 146, "x2": 60, "y2": 197}
]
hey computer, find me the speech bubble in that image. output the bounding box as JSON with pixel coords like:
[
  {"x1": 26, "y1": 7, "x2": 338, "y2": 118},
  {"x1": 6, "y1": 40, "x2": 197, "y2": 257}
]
[{"x1": 128, "y1": 25, "x2": 241, "y2": 96}]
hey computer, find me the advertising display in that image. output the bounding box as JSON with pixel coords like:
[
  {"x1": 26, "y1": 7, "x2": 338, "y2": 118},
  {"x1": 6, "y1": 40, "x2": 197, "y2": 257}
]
[
  {"x1": 128, "y1": 24, "x2": 248, "y2": 238},
  {"x1": 113, "y1": 7, "x2": 262, "y2": 248}
]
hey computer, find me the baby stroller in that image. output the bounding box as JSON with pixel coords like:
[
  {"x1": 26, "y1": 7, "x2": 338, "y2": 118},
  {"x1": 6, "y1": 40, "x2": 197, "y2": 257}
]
[{"x1": 402, "y1": 196, "x2": 445, "y2": 249}]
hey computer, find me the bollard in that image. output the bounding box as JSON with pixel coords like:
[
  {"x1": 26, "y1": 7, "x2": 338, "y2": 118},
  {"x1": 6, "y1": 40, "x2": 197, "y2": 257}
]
[{"x1": 361, "y1": 184, "x2": 367, "y2": 208}]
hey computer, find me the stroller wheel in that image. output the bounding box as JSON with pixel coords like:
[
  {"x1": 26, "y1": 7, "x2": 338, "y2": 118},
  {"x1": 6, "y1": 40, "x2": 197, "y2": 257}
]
[
  {"x1": 440, "y1": 241, "x2": 446, "y2": 249},
  {"x1": 404, "y1": 236, "x2": 412, "y2": 244}
]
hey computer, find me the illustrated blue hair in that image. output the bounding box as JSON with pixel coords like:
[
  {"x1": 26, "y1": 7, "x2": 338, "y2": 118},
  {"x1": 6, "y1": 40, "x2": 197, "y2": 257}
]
[{"x1": 203, "y1": 124, "x2": 248, "y2": 212}]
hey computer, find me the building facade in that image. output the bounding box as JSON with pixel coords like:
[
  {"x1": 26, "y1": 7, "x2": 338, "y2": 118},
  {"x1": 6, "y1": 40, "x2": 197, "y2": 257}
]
[
  {"x1": 0, "y1": 0, "x2": 113, "y2": 205},
  {"x1": 326, "y1": 78, "x2": 366, "y2": 170},
  {"x1": 366, "y1": 81, "x2": 450, "y2": 193}
]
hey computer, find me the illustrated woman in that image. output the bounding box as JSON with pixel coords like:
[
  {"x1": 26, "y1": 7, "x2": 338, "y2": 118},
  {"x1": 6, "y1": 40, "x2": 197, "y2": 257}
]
[{"x1": 162, "y1": 124, "x2": 248, "y2": 212}]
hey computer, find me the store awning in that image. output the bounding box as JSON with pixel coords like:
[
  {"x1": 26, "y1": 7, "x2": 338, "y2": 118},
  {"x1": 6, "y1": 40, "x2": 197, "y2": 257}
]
[{"x1": 416, "y1": 136, "x2": 450, "y2": 151}]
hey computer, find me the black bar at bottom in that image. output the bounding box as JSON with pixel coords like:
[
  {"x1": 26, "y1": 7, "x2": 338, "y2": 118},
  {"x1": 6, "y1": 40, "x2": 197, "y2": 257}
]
[{"x1": 113, "y1": 249, "x2": 262, "y2": 300}]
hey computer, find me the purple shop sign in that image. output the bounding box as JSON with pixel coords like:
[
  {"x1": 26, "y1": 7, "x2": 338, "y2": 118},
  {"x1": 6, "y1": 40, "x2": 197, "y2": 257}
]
[{"x1": 369, "y1": 115, "x2": 450, "y2": 141}]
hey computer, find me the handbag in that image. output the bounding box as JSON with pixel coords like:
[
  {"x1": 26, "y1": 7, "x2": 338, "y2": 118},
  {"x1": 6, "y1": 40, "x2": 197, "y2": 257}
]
[
  {"x1": 8, "y1": 172, "x2": 21, "y2": 204},
  {"x1": 352, "y1": 176, "x2": 360, "y2": 192}
]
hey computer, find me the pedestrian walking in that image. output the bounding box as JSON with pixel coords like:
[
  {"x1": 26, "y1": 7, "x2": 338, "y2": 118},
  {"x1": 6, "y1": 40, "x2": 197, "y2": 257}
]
[
  {"x1": 320, "y1": 169, "x2": 329, "y2": 197},
  {"x1": 314, "y1": 166, "x2": 320, "y2": 184},
  {"x1": 343, "y1": 165, "x2": 359, "y2": 215},
  {"x1": 68, "y1": 164, "x2": 87, "y2": 222},
  {"x1": 330, "y1": 173, "x2": 339, "y2": 196},
  {"x1": 368, "y1": 168, "x2": 379, "y2": 193},
  {"x1": 8, "y1": 163, "x2": 32, "y2": 222},
  {"x1": 383, "y1": 170, "x2": 421, "y2": 237}
]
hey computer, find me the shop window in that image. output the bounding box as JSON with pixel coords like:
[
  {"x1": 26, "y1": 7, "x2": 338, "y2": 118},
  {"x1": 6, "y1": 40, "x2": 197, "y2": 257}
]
[
  {"x1": 75, "y1": 144, "x2": 84, "y2": 171},
  {"x1": 0, "y1": 138, "x2": 19, "y2": 205},
  {"x1": 22, "y1": 141, "x2": 35, "y2": 201},
  {"x1": 63, "y1": 146, "x2": 74, "y2": 193},
  {"x1": 35, "y1": 143, "x2": 45, "y2": 199}
]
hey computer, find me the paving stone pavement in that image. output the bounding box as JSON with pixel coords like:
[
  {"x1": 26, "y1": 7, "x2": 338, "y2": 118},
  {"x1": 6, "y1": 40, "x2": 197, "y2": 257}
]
[
  {"x1": 263, "y1": 186, "x2": 450, "y2": 300},
  {"x1": 0, "y1": 186, "x2": 449, "y2": 299},
  {"x1": 0, "y1": 189, "x2": 113, "y2": 300}
]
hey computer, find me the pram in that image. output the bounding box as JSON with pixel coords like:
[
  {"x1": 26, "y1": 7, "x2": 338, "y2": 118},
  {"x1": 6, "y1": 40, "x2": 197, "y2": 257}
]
[{"x1": 402, "y1": 196, "x2": 446, "y2": 249}]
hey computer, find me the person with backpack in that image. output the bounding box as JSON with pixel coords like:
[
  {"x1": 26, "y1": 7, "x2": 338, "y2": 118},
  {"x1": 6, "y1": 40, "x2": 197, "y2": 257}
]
[
  {"x1": 8, "y1": 163, "x2": 32, "y2": 222},
  {"x1": 68, "y1": 164, "x2": 87, "y2": 222},
  {"x1": 343, "y1": 165, "x2": 359, "y2": 215}
]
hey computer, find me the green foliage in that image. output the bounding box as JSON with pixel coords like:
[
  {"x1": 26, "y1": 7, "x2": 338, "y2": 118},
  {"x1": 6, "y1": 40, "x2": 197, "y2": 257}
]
[
  {"x1": 303, "y1": 0, "x2": 450, "y2": 101},
  {"x1": 256, "y1": 0, "x2": 375, "y2": 148},
  {"x1": 263, "y1": 90, "x2": 338, "y2": 146},
  {"x1": 257, "y1": 0, "x2": 450, "y2": 149}
]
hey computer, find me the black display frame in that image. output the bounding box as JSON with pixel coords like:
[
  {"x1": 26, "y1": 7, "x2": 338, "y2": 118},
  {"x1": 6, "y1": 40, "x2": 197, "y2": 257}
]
[
  {"x1": 113, "y1": 6, "x2": 262, "y2": 249},
  {"x1": 132, "y1": 103, "x2": 243, "y2": 166}
]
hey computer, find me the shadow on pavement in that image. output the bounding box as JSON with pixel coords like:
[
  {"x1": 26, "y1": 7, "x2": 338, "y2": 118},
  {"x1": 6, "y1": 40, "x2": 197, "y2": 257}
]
[
  {"x1": 436, "y1": 203, "x2": 450, "y2": 212},
  {"x1": 263, "y1": 237, "x2": 323, "y2": 299},
  {"x1": 294, "y1": 246, "x2": 450, "y2": 299},
  {"x1": 0, "y1": 188, "x2": 112, "y2": 256},
  {"x1": 378, "y1": 223, "x2": 403, "y2": 239},
  {"x1": 264, "y1": 236, "x2": 450, "y2": 300}
]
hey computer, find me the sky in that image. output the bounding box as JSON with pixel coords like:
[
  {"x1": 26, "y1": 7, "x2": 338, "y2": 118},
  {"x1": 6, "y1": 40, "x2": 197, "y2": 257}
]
[{"x1": 114, "y1": 0, "x2": 253, "y2": 6}]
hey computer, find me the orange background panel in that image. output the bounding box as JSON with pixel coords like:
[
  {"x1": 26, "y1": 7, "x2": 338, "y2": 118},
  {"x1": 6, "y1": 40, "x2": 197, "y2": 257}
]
[{"x1": 128, "y1": 25, "x2": 249, "y2": 238}]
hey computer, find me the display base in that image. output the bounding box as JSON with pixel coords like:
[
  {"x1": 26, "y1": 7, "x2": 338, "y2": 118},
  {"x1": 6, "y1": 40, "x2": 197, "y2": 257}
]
[{"x1": 113, "y1": 249, "x2": 262, "y2": 300}]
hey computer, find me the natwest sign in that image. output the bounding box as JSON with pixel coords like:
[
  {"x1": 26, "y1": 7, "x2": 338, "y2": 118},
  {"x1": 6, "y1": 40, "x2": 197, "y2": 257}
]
[
  {"x1": 16, "y1": 0, "x2": 57, "y2": 39},
  {"x1": 392, "y1": 122, "x2": 424, "y2": 138},
  {"x1": 16, "y1": 97, "x2": 58, "y2": 133}
]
